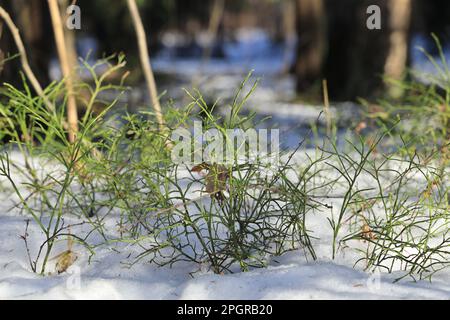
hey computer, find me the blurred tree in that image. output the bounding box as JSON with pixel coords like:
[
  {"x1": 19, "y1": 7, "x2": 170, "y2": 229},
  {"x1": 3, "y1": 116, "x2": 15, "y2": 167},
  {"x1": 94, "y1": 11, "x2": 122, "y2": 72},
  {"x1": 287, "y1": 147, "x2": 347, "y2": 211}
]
[
  {"x1": 295, "y1": 0, "x2": 413, "y2": 101},
  {"x1": 0, "y1": 0, "x2": 52, "y2": 86},
  {"x1": 77, "y1": 0, "x2": 174, "y2": 61},
  {"x1": 323, "y1": 0, "x2": 391, "y2": 101},
  {"x1": 384, "y1": 0, "x2": 412, "y2": 98},
  {"x1": 280, "y1": 0, "x2": 296, "y2": 73},
  {"x1": 295, "y1": 0, "x2": 326, "y2": 92},
  {"x1": 413, "y1": 0, "x2": 450, "y2": 52}
]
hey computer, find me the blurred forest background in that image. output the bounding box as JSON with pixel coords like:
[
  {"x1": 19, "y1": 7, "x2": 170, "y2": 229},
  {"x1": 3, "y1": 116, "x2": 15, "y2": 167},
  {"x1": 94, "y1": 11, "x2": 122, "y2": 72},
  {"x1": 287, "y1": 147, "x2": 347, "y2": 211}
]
[{"x1": 0, "y1": 0, "x2": 449, "y2": 104}]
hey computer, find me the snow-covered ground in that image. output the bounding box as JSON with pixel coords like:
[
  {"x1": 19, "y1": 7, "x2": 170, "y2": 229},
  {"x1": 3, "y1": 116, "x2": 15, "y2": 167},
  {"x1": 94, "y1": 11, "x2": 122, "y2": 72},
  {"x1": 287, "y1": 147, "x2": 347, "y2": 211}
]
[
  {"x1": 0, "y1": 150, "x2": 449, "y2": 300},
  {"x1": 0, "y1": 214, "x2": 449, "y2": 300}
]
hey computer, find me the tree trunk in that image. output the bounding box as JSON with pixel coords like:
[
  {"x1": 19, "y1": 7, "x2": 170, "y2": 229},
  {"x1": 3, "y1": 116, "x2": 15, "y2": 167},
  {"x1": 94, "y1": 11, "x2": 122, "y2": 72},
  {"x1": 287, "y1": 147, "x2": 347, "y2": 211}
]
[
  {"x1": 295, "y1": 0, "x2": 326, "y2": 92},
  {"x1": 0, "y1": 0, "x2": 18, "y2": 85},
  {"x1": 281, "y1": 0, "x2": 296, "y2": 73},
  {"x1": 48, "y1": 0, "x2": 79, "y2": 142},
  {"x1": 294, "y1": 0, "x2": 413, "y2": 101},
  {"x1": 384, "y1": 0, "x2": 412, "y2": 97},
  {"x1": 0, "y1": 0, "x2": 51, "y2": 86},
  {"x1": 13, "y1": 0, "x2": 52, "y2": 85},
  {"x1": 412, "y1": 0, "x2": 450, "y2": 54},
  {"x1": 126, "y1": 0, "x2": 166, "y2": 134},
  {"x1": 324, "y1": 0, "x2": 392, "y2": 101}
]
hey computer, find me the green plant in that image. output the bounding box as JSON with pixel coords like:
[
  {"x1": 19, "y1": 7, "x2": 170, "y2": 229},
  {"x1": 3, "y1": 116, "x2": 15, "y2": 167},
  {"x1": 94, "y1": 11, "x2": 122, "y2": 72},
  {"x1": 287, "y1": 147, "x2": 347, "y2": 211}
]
[
  {"x1": 0, "y1": 55, "x2": 128, "y2": 274},
  {"x1": 0, "y1": 50, "x2": 448, "y2": 282},
  {"x1": 118, "y1": 77, "x2": 319, "y2": 274}
]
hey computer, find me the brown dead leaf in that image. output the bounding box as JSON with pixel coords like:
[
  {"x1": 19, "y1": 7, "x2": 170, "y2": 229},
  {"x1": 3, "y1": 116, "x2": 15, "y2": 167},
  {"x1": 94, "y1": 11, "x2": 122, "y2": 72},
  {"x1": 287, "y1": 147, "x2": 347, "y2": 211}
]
[
  {"x1": 191, "y1": 162, "x2": 209, "y2": 173},
  {"x1": 54, "y1": 250, "x2": 77, "y2": 274},
  {"x1": 361, "y1": 223, "x2": 376, "y2": 241},
  {"x1": 205, "y1": 164, "x2": 228, "y2": 193},
  {"x1": 191, "y1": 163, "x2": 229, "y2": 203}
]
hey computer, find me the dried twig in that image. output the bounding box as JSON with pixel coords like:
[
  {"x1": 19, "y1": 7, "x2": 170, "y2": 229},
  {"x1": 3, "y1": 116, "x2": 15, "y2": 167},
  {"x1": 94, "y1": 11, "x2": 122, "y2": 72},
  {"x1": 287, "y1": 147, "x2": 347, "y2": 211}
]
[
  {"x1": 0, "y1": 6, "x2": 55, "y2": 112},
  {"x1": 126, "y1": 0, "x2": 166, "y2": 133},
  {"x1": 202, "y1": 0, "x2": 224, "y2": 65},
  {"x1": 48, "y1": 0, "x2": 79, "y2": 143},
  {"x1": 20, "y1": 219, "x2": 37, "y2": 273},
  {"x1": 322, "y1": 79, "x2": 331, "y2": 137}
]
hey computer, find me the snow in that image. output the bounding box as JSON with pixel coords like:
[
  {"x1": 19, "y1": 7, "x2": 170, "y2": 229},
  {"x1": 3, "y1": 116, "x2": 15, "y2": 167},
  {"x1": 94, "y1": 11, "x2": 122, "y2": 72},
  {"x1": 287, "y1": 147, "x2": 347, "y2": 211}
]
[
  {"x1": 0, "y1": 213, "x2": 449, "y2": 299},
  {"x1": 0, "y1": 152, "x2": 449, "y2": 300},
  {"x1": 154, "y1": 28, "x2": 289, "y2": 77}
]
